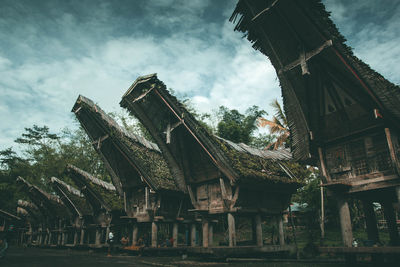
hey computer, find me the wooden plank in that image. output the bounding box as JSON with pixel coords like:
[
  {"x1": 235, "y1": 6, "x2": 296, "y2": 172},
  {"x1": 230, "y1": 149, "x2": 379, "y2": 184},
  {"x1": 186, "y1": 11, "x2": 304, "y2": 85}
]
[
  {"x1": 202, "y1": 219, "x2": 209, "y2": 248},
  {"x1": 227, "y1": 213, "x2": 236, "y2": 247},
  {"x1": 319, "y1": 246, "x2": 400, "y2": 254},
  {"x1": 251, "y1": 0, "x2": 280, "y2": 21},
  {"x1": 336, "y1": 196, "x2": 353, "y2": 247},
  {"x1": 318, "y1": 147, "x2": 331, "y2": 183},
  {"x1": 385, "y1": 128, "x2": 400, "y2": 175},
  {"x1": 187, "y1": 185, "x2": 198, "y2": 209}
]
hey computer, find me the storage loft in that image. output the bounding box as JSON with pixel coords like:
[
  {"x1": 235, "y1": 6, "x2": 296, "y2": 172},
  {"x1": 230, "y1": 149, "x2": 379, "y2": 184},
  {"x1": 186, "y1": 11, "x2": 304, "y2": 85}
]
[
  {"x1": 231, "y1": 0, "x2": 400, "y2": 246},
  {"x1": 120, "y1": 74, "x2": 303, "y2": 247},
  {"x1": 72, "y1": 95, "x2": 193, "y2": 247}
]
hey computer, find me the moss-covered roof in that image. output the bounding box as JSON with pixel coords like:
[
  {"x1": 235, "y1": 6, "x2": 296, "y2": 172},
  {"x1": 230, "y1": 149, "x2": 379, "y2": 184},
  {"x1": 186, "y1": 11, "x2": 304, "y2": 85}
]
[
  {"x1": 50, "y1": 177, "x2": 93, "y2": 216},
  {"x1": 72, "y1": 95, "x2": 178, "y2": 192},
  {"x1": 121, "y1": 74, "x2": 304, "y2": 187},
  {"x1": 230, "y1": 0, "x2": 400, "y2": 162},
  {"x1": 65, "y1": 164, "x2": 124, "y2": 211},
  {"x1": 16, "y1": 177, "x2": 69, "y2": 219}
]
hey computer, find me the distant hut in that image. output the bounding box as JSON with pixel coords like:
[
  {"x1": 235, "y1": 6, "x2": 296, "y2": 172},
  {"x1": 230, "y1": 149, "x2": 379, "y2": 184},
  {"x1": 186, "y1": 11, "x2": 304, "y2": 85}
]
[
  {"x1": 64, "y1": 165, "x2": 124, "y2": 246},
  {"x1": 230, "y1": 0, "x2": 400, "y2": 246},
  {"x1": 17, "y1": 200, "x2": 41, "y2": 244},
  {"x1": 72, "y1": 95, "x2": 192, "y2": 248},
  {"x1": 120, "y1": 74, "x2": 303, "y2": 247},
  {"x1": 16, "y1": 177, "x2": 69, "y2": 246}
]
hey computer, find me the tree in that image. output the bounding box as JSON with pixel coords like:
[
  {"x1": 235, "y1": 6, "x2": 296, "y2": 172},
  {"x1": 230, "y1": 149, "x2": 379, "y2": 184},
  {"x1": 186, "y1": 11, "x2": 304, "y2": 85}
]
[
  {"x1": 216, "y1": 105, "x2": 266, "y2": 145},
  {"x1": 258, "y1": 99, "x2": 290, "y2": 150}
]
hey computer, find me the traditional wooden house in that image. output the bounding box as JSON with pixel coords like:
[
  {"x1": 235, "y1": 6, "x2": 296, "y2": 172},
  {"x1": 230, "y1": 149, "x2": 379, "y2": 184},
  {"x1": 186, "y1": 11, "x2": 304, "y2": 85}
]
[
  {"x1": 120, "y1": 74, "x2": 303, "y2": 247},
  {"x1": 230, "y1": 0, "x2": 400, "y2": 246},
  {"x1": 16, "y1": 177, "x2": 70, "y2": 246},
  {"x1": 50, "y1": 177, "x2": 99, "y2": 247},
  {"x1": 64, "y1": 164, "x2": 124, "y2": 246},
  {"x1": 72, "y1": 95, "x2": 193, "y2": 247}
]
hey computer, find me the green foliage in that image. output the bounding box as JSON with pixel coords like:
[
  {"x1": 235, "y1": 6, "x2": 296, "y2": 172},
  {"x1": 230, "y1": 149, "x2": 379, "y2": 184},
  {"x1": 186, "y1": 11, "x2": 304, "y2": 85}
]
[
  {"x1": 0, "y1": 121, "x2": 111, "y2": 212},
  {"x1": 216, "y1": 105, "x2": 266, "y2": 145}
]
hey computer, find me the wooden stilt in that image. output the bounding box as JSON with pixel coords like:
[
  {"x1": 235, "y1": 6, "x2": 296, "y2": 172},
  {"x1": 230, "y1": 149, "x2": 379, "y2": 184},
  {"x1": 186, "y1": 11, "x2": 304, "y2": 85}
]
[
  {"x1": 105, "y1": 226, "x2": 110, "y2": 244},
  {"x1": 80, "y1": 229, "x2": 85, "y2": 245},
  {"x1": 208, "y1": 223, "x2": 213, "y2": 247},
  {"x1": 190, "y1": 223, "x2": 196, "y2": 246},
  {"x1": 73, "y1": 230, "x2": 78, "y2": 246},
  {"x1": 382, "y1": 201, "x2": 400, "y2": 246},
  {"x1": 336, "y1": 195, "x2": 353, "y2": 247},
  {"x1": 95, "y1": 228, "x2": 102, "y2": 245},
  {"x1": 151, "y1": 222, "x2": 158, "y2": 247},
  {"x1": 227, "y1": 213, "x2": 236, "y2": 247},
  {"x1": 172, "y1": 222, "x2": 178, "y2": 247},
  {"x1": 278, "y1": 215, "x2": 285, "y2": 246},
  {"x1": 202, "y1": 219, "x2": 209, "y2": 248},
  {"x1": 362, "y1": 200, "x2": 379, "y2": 244},
  {"x1": 255, "y1": 214, "x2": 263, "y2": 246},
  {"x1": 132, "y1": 224, "x2": 138, "y2": 246}
]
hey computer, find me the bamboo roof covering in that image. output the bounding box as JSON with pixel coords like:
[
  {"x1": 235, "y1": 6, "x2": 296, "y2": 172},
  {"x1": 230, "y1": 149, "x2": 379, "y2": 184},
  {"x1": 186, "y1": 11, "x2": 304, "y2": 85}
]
[
  {"x1": 72, "y1": 95, "x2": 179, "y2": 193},
  {"x1": 16, "y1": 177, "x2": 69, "y2": 219},
  {"x1": 50, "y1": 177, "x2": 93, "y2": 217},
  {"x1": 230, "y1": 0, "x2": 400, "y2": 162},
  {"x1": 65, "y1": 164, "x2": 123, "y2": 212},
  {"x1": 120, "y1": 74, "x2": 303, "y2": 189}
]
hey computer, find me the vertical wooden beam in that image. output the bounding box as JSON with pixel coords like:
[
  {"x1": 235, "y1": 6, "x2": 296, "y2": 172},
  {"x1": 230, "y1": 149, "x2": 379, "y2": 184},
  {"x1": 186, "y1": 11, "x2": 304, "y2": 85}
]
[
  {"x1": 318, "y1": 147, "x2": 331, "y2": 183},
  {"x1": 95, "y1": 228, "x2": 102, "y2": 245},
  {"x1": 227, "y1": 213, "x2": 236, "y2": 247},
  {"x1": 73, "y1": 230, "x2": 78, "y2": 246},
  {"x1": 105, "y1": 226, "x2": 110, "y2": 244},
  {"x1": 208, "y1": 223, "x2": 213, "y2": 247},
  {"x1": 385, "y1": 128, "x2": 400, "y2": 175},
  {"x1": 277, "y1": 215, "x2": 285, "y2": 246},
  {"x1": 382, "y1": 201, "x2": 400, "y2": 246},
  {"x1": 172, "y1": 222, "x2": 178, "y2": 248},
  {"x1": 202, "y1": 219, "x2": 209, "y2": 248},
  {"x1": 362, "y1": 200, "x2": 379, "y2": 244},
  {"x1": 132, "y1": 224, "x2": 138, "y2": 246},
  {"x1": 336, "y1": 195, "x2": 353, "y2": 247},
  {"x1": 151, "y1": 222, "x2": 158, "y2": 248},
  {"x1": 255, "y1": 214, "x2": 263, "y2": 246},
  {"x1": 190, "y1": 223, "x2": 196, "y2": 246},
  {"x1": 80, "y1": 229, "x2": 85, "y2": 245}
]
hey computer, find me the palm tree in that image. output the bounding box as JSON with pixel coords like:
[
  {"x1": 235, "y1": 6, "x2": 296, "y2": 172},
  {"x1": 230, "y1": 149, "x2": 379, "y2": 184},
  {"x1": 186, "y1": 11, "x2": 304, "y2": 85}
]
[{"x1": 258, "y1": 99, "x2": 289, "y2": 150}]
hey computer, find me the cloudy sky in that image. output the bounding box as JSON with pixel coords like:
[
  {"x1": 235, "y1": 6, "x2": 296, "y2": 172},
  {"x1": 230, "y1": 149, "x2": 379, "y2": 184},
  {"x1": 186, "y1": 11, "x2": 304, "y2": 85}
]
[{"x1": 0, "y1": 0, "x2": 399, "y2": 151}]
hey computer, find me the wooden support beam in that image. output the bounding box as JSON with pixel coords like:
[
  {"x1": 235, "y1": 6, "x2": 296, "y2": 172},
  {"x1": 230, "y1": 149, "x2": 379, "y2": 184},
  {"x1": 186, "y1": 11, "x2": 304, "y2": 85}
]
[
  {"x1": 255, "y1": 214, "x2": 263, "y2": 247},
  {"x1": 382, "y1": 201, "x2": 400, "y2": 246},
  {"x1": 208, "y1": 223, "x2": 213, "y2": 247},
  {"x1": 227, "y1": 213, "x2": 236, "y2": 247},
  {"x1": 277, "y1": 215, "x2": 285, "y2": 246},
  {"x1": 95, "y1": 228, "x2": 102, "y2": 245},
  {"x1": 279, "y1": 40, "x2": 332, "y2": 75},
  {"x1": 336, "y1": 195, "x2": 353, "y2": 247},
  {"x1": 92, "y1": 134, "x2": 109, "y2": 150},
  {"x1": 318, "y1": 147, "x2": 331, "y2": 183},
  {"x1": 172, "y1": 223, "x2": 178, "y2": 248},
  {"x1": 362, "y1": 200, "x2": 379, "y2": 244},
  {"x1": 73, "y1": 230, "x2": 78, "y2": 246},
  {"x1": 132, "y1": 224, "x2": 138, "y2": 246},
  {"x1": 187, "y1": 185, "x2": 199, "y2": 209},
  {"x1": 385, "y1": 128, "x2": 400, "y2": 176},
  {"x1": 202, "y1": 219, "x2": 209, "y2": 248},
  {"x1": 251, "y1": 0, "x2": 280, "y2": 21},
  {"x1": 220, "y1": 178, "x2": 229, "y2": 200},
  {"x1": 151, "y1": 222, "x2": 158, "y2": 248},
  {"x1": 190, "y1": 223, "x2": 197, "y2": 247},
  {"x1": 80, "y1": 229, "x2": 85, "y2": 245}
]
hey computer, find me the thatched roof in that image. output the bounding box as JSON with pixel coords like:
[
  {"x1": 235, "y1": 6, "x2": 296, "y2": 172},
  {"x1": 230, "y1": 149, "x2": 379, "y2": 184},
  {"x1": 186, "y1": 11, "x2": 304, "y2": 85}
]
[
  {"x1": 65, "y1": 164, "x2": 123, "y2": 211},
  {"x1": 16, "y1": 177, "x2": 69, "y2": 219},
  {"x1": 72, "y1": 95, "x2": 178, "y2": 193},
  {"x1": 120, "y1": 74, "x2": 303, "y2": 189},
  {"x1": 50, "y1": 177, "x2": 93, "y2": 217},
  {"x1": 230, "y1": 0, "x2": 400, "y2": 162},
  {"x1": 17, "y1": 200, "x2": 41, "y2": 221}
]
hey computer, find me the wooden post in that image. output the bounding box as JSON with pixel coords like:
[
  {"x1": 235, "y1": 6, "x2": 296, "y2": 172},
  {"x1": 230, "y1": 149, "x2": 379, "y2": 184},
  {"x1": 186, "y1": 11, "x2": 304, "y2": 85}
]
[
  {"x1": 151, "y1": 222, "x2": 158, "y2": 248},
  {"x1": 172, "y1": 222, "x2": 178, "y2": 247},
  {"x1": 80, "y1": 229, "x2": 85, "y2": 245},
  {"x1": 105, "y1": 226, "x2": 110, "y2": 244},
  {"x1": 48, "y1": 230, "x2": 52, "y2": 245},
  {"x1": 190, "y1": 223, "x2": 196, "y2": 246},
  {"x1": 396, "y1": 186, "x2": 400, "y2": 210},
  {"x1": 132, "y1": 224, "x2": 138, "y2": 246},
  {"x1": 208, "y1": 223, "x2": 213, "y2": 247},
  {"x1": 382, "y1": 201, "x2": 400, "y2": 246},
  {"x1": 202, "y1": 219, "x2": 209, "y2": 248},
  {"x1": 320, "y1": 181, "x2": 325, "y2": 240},
  {"x1": 277, "y1": 215, "x2": 285, "y2": 246},
  {"x1": 95, "y1": 227, "x2": 102, "y2": 245},
  {"x1": 227, "y1": 213, "x2": 236, "y2": 247},
  {"x1": 362, "y1": 200, "x2": 379, "y2": 244},
  {"x1": 73, "y1": 230, "x2": 78, "y2": 246},
  {"x1": 336, "y1": 195, "x2": 353, "y2": 247},
  {"x1": 255, "y1": 214, "x2": 263, "y2": 246}
]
